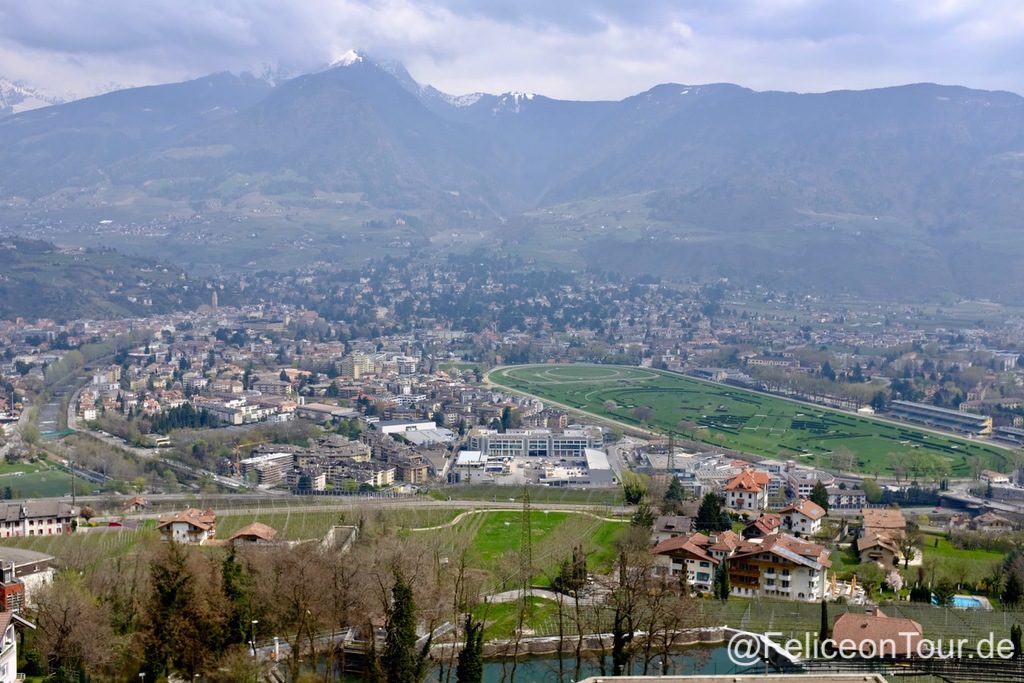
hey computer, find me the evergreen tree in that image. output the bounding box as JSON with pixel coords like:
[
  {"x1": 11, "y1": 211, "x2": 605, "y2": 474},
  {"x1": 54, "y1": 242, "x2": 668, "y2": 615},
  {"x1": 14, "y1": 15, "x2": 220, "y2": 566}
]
[
  {"x1": 810, "y1": 480, "x2": 831, "y2": 511},
  {"x1": 663, "y1": 477, "x2": 685, "y2": 513},
  {"x1": 383, "y1": 572, "x2": 429, "y2": 683},
  {"x1": 1003, "y1": 571, "x2": 1023, "y2": 607},
  {"x1": 818, "y1": 599, "x2": 829, "y2": 643},
  {"x1": 821, "y1": 361, "x2": 836, "y2": 381},
  {"x1": 551, "y1": 545, "x2": 589, "y2": 594},
  {"x1": 455, "y1": 616, "x2": 484, "y2": 683},
  {"x1": 1011, "y1": 624, "x2": 1022, "y2": 659},
  {"x1": 621, "y1": 473, "x2": 646, "y2": 505},
  {"x1": 222, "y1": 546, "x2": 253, "y2": 646},
  {"x1": 713, "y1": 563, "x2": 730, "y2": 601},
  {"x1": 630, "y1": 501, "x2": 655, "y2": 529},
  {"x1": 696, "y1": 493, "x2": 730, "y2": 532},
  {"x1": 143, "y1": 542, "x2": 221, "y2": 678}
]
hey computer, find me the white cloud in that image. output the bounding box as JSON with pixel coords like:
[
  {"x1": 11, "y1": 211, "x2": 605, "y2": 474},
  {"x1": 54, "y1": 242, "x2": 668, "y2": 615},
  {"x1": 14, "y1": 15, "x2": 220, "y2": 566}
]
[{"x1": 0, "y1": 0, "x2": 1022, "y2": 102}]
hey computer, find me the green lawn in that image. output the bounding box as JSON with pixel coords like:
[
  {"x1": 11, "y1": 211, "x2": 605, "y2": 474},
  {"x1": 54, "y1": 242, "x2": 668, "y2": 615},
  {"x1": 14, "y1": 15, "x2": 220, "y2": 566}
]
[
  {"x1": 0, "y1": 460, "x2": 76, "y2": 498},
  {"x1": 215, "y1": 506, "x2": 466, "y2": 540},
  {"x1": 439, "y1": 484, "x2": 624, "y2": 506},
  {"x1": 922, "y1": 533, "x2": 1006, "y2": 562},
  {"x1": 419, "y1": 510, "x2": 627, "y2": 587},
  {"x1": 472, "y1": 597, "x2": 564, "y2": 639},
  {"x1": 489, "y1": 364, "x2": 1011, "y2": 476}
]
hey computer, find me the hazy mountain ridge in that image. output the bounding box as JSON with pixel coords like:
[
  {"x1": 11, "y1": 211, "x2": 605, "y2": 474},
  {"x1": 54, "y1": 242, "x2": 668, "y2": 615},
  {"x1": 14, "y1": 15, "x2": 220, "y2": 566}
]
[{"x1": 3, "y1": 58, "x2": 1024, "y2": 298}]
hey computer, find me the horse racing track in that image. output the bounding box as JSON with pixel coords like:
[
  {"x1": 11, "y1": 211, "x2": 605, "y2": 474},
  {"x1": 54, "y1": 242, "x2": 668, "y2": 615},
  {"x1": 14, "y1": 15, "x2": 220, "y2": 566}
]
[{"x1": 489, "y1": 364, "x2": 1010, "y2": 476}]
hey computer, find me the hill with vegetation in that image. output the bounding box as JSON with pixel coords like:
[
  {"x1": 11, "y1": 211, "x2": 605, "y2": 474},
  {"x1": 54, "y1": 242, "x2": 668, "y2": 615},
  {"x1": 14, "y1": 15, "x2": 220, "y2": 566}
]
[{"x1": 0, "y1": 238, "x2": 214, "y2": 320}]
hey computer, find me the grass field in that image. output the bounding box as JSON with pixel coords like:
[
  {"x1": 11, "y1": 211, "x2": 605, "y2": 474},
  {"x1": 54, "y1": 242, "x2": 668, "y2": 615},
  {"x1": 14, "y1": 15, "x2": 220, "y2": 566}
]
[
  {"x1": 419, "y1": 509, "x2": 627, "y2": 587},
  {"x1": 0, "y1": 460, "x2": 75, "y2": 498},
  {"x1": 214, "y1": 506, "x2": 467, "y2": 540},
  {"x1": 489, "y1": 364, "x2": 1011, "y2": 476},
  {"x1": 438, "y1": 484, "x2": 625, "y2": 506},
  {"x1": 472, "y1": 597, "x2": 563, "y2": 639}
]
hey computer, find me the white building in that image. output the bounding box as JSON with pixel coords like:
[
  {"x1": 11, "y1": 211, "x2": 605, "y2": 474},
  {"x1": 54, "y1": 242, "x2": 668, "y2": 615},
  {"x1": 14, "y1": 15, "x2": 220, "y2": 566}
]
[
  {"x1": 0, "y1": 612, "x2": 33, "y2": 683},
  {"x1": 723, "y1": 470, "x2": 770, "y2": 512},
  {"x1": 0, "y1": 501, "x2": 76, "y2": 538},
  {"x1": 779, "y1": 498, "x2": 827, "y2": 537},
  {"x1": 451, "y1": 451, "x2": 488, "y2": 483},
  {"x1": 157, "y1": 508, "x2": 217, "y2": 545},
  {"x1": 467, "y1": 427, "x2": 603, "y2": 458},
  {"x1": 378, "y1": 420, "x2": 437, "y2": 436}
]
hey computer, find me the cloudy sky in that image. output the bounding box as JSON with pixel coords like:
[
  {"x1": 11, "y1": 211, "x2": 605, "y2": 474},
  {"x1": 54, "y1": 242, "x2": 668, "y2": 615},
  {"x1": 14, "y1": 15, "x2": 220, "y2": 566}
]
[{"x1": 2, "y1": 0, "x2": 1023, "y2": 100}]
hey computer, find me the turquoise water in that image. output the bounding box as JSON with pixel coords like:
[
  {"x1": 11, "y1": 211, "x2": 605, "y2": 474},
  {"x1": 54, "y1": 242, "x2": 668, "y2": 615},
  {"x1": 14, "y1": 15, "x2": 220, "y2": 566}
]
[
  {"x1": 952, "y1": 596, "x2": 982, "y2": 609},
  {"x1": 334, "y1": 643, "x2": 755, "y2": 681},
  {"x1": 465, "y1": 645, "x2": 755, "y2": 682}
]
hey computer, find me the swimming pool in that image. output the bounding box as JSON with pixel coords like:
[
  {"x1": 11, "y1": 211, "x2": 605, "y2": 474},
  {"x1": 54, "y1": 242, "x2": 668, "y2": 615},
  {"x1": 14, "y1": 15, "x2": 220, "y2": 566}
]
[{"x1": 952, "y1": 596, "x2": 983, "y2": 609}]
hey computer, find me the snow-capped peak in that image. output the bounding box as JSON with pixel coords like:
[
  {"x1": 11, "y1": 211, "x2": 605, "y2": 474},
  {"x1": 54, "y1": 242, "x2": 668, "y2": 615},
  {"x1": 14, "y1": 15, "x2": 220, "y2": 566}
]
[
  {"x1": 330, "y1": 50, "x2": 364, "y2": 67},
  {"x1": 0, "y1": 77, "x2": 65, "y2": 117},
  {"x1": 492, "y1": 91, "x2": 536, "y2": 114},
  {"x1": 443, "y1": 92, "x2": 485, "y2": 108}
]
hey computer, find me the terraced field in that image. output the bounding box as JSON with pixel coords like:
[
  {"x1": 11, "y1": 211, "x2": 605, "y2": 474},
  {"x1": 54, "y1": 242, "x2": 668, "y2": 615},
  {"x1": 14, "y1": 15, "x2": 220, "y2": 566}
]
[{"x1": 489, "y1": 364, "x2": 1011, "y2": 476}]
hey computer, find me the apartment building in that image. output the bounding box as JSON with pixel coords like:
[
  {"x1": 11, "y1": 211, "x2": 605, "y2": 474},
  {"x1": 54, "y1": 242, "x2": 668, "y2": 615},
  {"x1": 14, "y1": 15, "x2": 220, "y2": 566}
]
[{"x1": 0, "y1": 501, "x2": 76, "y2": 538}]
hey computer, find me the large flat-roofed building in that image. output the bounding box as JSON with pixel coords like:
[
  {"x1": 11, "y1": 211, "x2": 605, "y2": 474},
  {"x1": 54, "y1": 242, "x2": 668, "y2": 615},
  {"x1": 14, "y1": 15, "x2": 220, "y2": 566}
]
[
  {"x1": 378, "y1": 420, "x2": 437, "y2": 435},
  {"x1": 584, "y1": 448, "x2": 614, "y2": 486},
  {"x1": 294, "y1": 402, "x2": 360, "y2": 423},
  {"x1": 468, "y1": 427, "x2": 603, "y2": 458},
  {"x1": 888, "y1": 400, "x2": 992, "y2": 435}
]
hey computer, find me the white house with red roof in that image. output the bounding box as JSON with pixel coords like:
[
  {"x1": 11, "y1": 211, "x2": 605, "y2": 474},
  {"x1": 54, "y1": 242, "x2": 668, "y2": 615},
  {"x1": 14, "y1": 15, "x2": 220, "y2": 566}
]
[
  {"x1": 779, "y1": 498, "x2": 827, "y2": 537},
  {"x1": 650, "y1": 532, "x2": 720, "y2": 592},
  {"x1": 728, "y1": 533, "x2": 832, "y2": 601},
  {"x1": 723, "y1": 469, "x2": 770, "y2": 512},
  {"x1": 156, "y1": 508, "x2": 217, "y2": 545},
  {"x1": 653, "y1": 528, "x2": 831, "y2": 601}
]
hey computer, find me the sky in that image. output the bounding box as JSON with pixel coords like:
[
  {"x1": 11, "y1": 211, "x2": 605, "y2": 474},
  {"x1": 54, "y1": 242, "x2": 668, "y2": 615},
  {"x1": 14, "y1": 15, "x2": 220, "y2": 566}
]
[{"x1": 2, "y1": 0, "x2": 1024, "y2": 101}]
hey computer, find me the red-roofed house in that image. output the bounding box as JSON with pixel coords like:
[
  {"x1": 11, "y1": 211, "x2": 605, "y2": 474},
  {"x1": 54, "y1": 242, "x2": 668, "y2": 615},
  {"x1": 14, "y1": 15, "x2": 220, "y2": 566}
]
[
  {"x1": 228, "y1": 522, "x2": 279, "y2": 545},
  {"x1": 780, "y1": 498, "x2": 827, "y2": 537},
  {"x1": 727, "y1": 533, "x2": 832, "y2": 601},
  {"x1": 651, "y1": 532, "x2": 718, "y2": 592},
  {"x1": 743, "y1": 513, "x2": 781, "y2": 539},
  {"x1": 832, "y1": 607, "x2": 923, "y2": 657},
  {"x1": 157, "y1": 508, "x2": 217, "y2": 545},
  {"x1": 724, "y1": 469, "x2": 770, "y2": 512}
]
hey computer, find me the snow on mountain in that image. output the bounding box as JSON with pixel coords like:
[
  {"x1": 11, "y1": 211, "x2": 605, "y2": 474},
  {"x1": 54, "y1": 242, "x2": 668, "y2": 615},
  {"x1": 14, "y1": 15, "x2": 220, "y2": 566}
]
[
  {"x1": 330, "y1": 49, "x2": 364, "y2": 67},
  {"x1": 0, "y1": 78, "x2": 65, "y2": 117},
  {"x1": 441, "y1": 92, "x2": 485, "y2": 108},
  {"x1": 492, "y1": 91, "x2": 536, "y2": 114}
]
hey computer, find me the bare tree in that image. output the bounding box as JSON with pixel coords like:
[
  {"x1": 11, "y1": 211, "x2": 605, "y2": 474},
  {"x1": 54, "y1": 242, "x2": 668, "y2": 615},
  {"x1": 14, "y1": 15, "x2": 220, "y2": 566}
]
[{"x1": 34, "y1": 574, "x2": 117, "y2": 680}]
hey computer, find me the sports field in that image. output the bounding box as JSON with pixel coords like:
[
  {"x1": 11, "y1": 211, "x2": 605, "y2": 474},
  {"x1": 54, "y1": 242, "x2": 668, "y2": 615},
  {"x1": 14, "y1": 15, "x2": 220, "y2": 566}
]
[{"x1": 489, "y1": 364, "x2": 1011, "y2": 476}]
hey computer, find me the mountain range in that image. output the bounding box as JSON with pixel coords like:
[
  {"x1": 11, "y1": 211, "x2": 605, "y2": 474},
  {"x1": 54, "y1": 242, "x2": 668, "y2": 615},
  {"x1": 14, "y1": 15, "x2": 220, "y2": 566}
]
[{"x1": 2, "y1": 54, "x2": 1024, "y2": 300}]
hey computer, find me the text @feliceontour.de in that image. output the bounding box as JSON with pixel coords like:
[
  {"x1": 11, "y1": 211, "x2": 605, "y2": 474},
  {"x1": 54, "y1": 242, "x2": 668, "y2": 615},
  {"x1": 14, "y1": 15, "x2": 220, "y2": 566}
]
[{"x1": 727, "y1": 631, "x2": 1018, "y2": 666}]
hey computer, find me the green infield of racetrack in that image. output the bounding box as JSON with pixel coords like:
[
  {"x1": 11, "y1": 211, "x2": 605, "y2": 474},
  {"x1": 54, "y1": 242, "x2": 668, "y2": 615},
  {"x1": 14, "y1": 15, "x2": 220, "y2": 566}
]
[{"x1": 489, "y1": 364, "x2": 1011, "y2": 476}]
